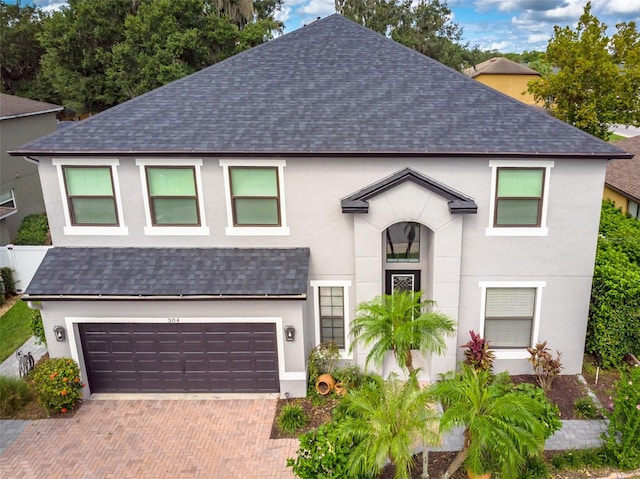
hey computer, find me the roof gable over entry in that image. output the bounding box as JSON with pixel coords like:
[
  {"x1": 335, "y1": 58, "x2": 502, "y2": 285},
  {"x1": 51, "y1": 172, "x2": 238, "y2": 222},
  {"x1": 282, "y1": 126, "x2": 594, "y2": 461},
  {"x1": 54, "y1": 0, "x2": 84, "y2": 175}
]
[
  {"x1": 341, "y1": 168, "x2": 477, "y2": 214},
  {"x1": 12, "y1": 15, "x2": 628, "y2": 159}
]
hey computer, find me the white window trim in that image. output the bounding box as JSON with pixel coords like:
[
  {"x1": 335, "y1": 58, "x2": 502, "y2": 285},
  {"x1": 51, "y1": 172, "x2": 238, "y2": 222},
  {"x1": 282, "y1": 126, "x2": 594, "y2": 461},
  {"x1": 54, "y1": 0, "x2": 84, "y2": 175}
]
[
  {"x1": 219, "y1": 159, "x2": 290, "y2": 236},
  {"x1": 310, "y1": 280, "x2": 352, "y2": 360},
  {"x1": 478, "y1": 281, "x2": 546, "y2": 359},
  {"x1": 65, "y1": 316, "x2": 304, "y2": 396},
  {"x1": 53, "y1": 158, "x2": 128, "y2": 236},
  {"x1": 486, "y1": 160, "x2": 554, "y2": 237},
  {"x1": 135, "y1": 158, "x2": 209, "y2": 236}
]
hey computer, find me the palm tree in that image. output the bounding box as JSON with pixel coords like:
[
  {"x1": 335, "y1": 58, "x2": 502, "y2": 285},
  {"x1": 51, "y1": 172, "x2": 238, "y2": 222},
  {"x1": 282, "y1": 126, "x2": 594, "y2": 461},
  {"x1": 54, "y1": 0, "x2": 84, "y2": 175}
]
[
  {"x1": 430, "y1": 365, "x2": 548, "y2": 479},
  {"x1": 350, "y1": 290, "x2": 456, "y2": 374},
  {"x1": 338, "y1": 372, "x2": 440, "y2": 479}
]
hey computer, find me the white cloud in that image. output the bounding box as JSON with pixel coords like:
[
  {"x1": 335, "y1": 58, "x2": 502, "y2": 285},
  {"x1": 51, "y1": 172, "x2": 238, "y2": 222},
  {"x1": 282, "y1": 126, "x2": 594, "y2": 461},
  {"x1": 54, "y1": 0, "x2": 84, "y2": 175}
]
[
  {"x1": 300, "y1": 0, "x2": 335, "y2": 16},
  {"x1": 601, "y1": 0, "x2": 640, "y2": 15}
]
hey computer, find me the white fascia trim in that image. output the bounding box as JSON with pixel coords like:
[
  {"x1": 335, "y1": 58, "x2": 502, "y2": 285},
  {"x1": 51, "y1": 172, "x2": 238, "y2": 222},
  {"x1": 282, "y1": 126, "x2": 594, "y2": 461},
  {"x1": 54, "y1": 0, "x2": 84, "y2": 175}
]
[
  {"x1": 52, "y1": 158, "x2": 128, "y2": 235},
  {"x1": 486, "y1": 160, "x2": 554, "y2": 237},
  {"x1": 135, "y1": 158, "x2": 209, "y2": 235},
  {"x1": 65, "y1": 316, "x2": 302, "y2": 392},
  {"x1": 478, "y1": 280, "x2": 546, "y2": 358},
  {"x1": 310, "y1": 280, "x2": 353, "y2": 360},
  {"x1": 219, "y1": 159, "x2": 289, "y2": 237}
]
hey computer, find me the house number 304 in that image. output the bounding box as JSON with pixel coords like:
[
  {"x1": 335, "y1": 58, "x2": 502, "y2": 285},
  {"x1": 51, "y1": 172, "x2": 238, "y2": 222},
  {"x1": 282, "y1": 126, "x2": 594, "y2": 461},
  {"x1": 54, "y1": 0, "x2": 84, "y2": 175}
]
[{"x1": 168, "y1": 318, "x2": 180, "y2": 323}]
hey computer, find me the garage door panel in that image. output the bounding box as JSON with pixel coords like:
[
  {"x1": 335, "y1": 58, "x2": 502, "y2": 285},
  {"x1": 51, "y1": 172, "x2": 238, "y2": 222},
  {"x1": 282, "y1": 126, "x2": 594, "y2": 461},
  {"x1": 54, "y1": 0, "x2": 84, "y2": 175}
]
[{"x1": 80, "y1": 322, "x2": 279, "y2": 393}]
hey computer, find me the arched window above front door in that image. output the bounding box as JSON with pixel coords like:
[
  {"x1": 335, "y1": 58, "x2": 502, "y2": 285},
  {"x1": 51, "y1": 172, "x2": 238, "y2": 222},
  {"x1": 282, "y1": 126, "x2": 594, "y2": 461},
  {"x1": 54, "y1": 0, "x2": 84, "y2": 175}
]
[{"x1": 386, "y1": 222, "x2": 420, "y2": 263}]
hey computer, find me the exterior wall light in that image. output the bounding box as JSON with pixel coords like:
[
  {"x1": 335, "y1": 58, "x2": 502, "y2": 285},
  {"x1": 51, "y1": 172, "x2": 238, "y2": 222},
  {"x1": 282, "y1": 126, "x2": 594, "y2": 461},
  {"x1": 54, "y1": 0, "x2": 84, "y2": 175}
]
[
  {"x1": 53, "y1": 325, "x2": 66, "y2": 342},
  {"x1": 284, "y1": 325, "x2": 295, "y2": 342}
]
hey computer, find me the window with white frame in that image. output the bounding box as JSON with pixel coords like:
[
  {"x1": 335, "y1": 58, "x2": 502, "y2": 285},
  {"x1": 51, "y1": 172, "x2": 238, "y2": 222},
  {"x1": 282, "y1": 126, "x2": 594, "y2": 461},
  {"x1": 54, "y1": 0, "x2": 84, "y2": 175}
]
[
  {"x1": 628, "y1": 200, "x2": 639, "y2": 219},
  {"x1": 479, "y1": 281, "x2": 545, "y2": 358},
  {"x1": 53, "y1": 159, "x2": 127, "y2": 235},
  {"x1": 311, "y1": 280, "x2": 351, "y2": 357},
  {"x1": 487, "y1": 160, "x2": 553, "y2": 236},
  {"x1": 220, "y1": 159, "x2": 289, "y2": 236},
  {"x1": 136, "y1": 159, "x2": 208, "y2": 235}
]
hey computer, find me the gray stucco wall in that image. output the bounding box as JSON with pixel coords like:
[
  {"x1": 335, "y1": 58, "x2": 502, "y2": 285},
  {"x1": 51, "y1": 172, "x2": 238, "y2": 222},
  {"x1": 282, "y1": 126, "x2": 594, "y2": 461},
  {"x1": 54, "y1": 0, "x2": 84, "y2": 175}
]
[
  {"x1": 37, "y1": 299, "x2": 308, "y2": 398},
  {"x1": 34, "y1": 155, "x2": 607, "y2": 378},
  {"x1": 0, "y1": 114, "x2": 57, "y2": 244}
]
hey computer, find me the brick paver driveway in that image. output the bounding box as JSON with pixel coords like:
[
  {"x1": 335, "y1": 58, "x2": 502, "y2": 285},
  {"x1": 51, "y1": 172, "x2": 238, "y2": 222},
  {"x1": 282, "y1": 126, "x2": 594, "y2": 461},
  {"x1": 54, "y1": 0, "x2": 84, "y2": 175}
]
[{"x1": 0, "y1": 399, "x2": 298, "y2": 478}]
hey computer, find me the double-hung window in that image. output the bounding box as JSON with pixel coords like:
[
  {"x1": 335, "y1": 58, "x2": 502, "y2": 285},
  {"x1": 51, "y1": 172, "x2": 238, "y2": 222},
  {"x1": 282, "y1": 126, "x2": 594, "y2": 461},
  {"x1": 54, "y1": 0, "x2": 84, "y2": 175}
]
[
  {"x1": 220, "y1": 159, "x2": 289, "y2": 236},
  {"x1": 479, "y1": 281, "x2": 545, "y2": 359},
  {"x1": 230, "y1": 167, "x2": 280, "y2": 226},
  {"x1": 487, "y1": 160, "x2": 553, "y2": 236},
  {"x1": 63, "y1": 166, "x2": 118, "y2": 225},
  {"x1": 311, "y1": 280, "x2": 351, "y2": 358},
  {"x1": 53, "y1": 159, "x2": 127, "y2": 235},
  {"x1": 146, "y1": 167, "x2": 199, "y2": 226},
  {"x1": 136, "y1": 159, "x2": 208, "y2": 235}
]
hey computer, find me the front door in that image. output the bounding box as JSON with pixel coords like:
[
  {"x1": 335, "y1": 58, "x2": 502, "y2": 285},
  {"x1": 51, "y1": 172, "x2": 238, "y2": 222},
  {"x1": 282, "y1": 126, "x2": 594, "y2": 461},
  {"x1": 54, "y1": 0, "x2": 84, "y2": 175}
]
[{"x1": 385, "y1": 270, "x2": 421, "y2": 295}]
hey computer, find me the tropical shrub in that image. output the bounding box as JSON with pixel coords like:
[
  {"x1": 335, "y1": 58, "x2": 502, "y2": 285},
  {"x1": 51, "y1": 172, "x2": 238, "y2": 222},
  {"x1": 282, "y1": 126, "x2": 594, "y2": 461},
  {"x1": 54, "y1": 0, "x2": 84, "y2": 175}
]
[
  {"x1": 527, "y1": 341, "x2": 563, "y2": 392},
  {"x1": 307, "y1": 341, "x2": 340, "y2": 394},
  {"x1": 1, "y1": 267, "x2": 16, "y2": 299},
  {"x1": 13, "y1": 213, "x2": 49, "y2": 245},
  {"x1": 461, "y1": 330, "x2": 495, "y2": 372},
  {"x1": 337, "y1": 373, "x2": 439, "y2": 479},
  {"x1": 30, "y1": 309, "x2": 46, "y2": 345},
  {"x1": 511, "y1": 382, "x2": 562, "y2": 438},
  {"x1": 587, "y1": 201, "x2": 640, "y2": 368},
  {"x1": 573, "y1": 397, "x2": 599, "y2": 420},
  {"x1": 287, "y1": 421, "x2": 372, "y2": 479},
  {"x1": 332, "y1": 364, "x2": 367, "y2": 390},
  {"x1": 605, "y1": 366, "x2": 640, "y2": 469},
  {"x1": 31, "y1": 357, "x2": 84, "y2": 413},
  {"x1": 431, "y1": 365, "x2": 548, "y2": 478},
  {"x1": 0, "y1": 376, "x2": 34, "y2": 416},
  {"x1": 277, "y1": 403, "x2": 308, "y2": 433}
]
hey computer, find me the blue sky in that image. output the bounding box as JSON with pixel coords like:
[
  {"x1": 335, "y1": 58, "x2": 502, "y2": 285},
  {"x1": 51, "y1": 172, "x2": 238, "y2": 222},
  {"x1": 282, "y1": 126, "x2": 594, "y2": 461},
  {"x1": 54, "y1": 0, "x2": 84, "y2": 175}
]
[{"x1": 23, "y1": 0, "x2": 640, "y2": 53}]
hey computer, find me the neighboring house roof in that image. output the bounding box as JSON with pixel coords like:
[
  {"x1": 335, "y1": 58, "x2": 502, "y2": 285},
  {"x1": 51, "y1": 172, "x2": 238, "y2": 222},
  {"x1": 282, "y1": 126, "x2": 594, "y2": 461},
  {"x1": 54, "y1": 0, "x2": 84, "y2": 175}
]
[
  {"x1": 464, "y1": 57, "x2": 541, "y2": 78},
  {"x1": 0, "y1": 93, "x2": 62, "y2": 120},
  {"x1": 25, "y1": 247, "x2": 310, "y2": 299},
  {"x1": 607, "y1": 136, "x2": 640, "y2": 202},
  {"x1": 10, "y1": 15, "x2": 628, "y2": 159},
  {"x1": 341, "y1": 167, "x2": 477, "y2": 214}
]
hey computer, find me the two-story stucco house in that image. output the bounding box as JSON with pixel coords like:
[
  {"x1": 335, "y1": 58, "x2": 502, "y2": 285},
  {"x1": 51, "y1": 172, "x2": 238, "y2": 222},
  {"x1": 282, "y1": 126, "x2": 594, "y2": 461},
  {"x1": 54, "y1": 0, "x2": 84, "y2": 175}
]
[
  {"x1": 11, "y1": 15, "x2": 631, "y2": 398},
  {"x1": 464, "y1": 57, "x2": 541, "y2": 105},
  {"x1": 0, "y1": 93, "x2": 62, "y2": 244}
]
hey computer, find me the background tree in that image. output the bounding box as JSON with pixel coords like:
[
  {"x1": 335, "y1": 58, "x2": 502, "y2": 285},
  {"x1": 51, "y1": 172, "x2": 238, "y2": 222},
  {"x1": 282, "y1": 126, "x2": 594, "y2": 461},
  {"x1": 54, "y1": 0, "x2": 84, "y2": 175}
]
[
  {"x1": 350, "y1": 290, "x2": 455, "y2": 375},
  {"x1": 0, "y1": 1, "x2": 46, "y2": 96},
  {"x1": 38, "y1": 0, "x2": 133, "y2": 114},
  {"x1": 335, "y1": 0, "x2": 466, "y2": 70},
  {"x1": 528, "y1": 2, "x2": 640, "y2": 139}
]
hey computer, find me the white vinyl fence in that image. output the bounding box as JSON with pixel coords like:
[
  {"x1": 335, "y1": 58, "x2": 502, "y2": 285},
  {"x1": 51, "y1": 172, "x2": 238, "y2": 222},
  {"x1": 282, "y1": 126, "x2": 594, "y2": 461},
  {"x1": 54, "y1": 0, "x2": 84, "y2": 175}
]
[{"x1": 0, "y1": 245, "x2": 52, "y2": 292}]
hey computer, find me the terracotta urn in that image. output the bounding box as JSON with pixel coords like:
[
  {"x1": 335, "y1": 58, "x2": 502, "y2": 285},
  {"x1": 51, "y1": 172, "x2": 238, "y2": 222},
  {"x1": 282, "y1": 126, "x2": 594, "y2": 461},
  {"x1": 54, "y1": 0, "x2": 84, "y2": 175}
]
[
  {"x1": 467, "y1": 470, "x2": 491, "y2": 479},
  {"x1": 315, "y1": 374, "x2": 335, "y2": 395}
]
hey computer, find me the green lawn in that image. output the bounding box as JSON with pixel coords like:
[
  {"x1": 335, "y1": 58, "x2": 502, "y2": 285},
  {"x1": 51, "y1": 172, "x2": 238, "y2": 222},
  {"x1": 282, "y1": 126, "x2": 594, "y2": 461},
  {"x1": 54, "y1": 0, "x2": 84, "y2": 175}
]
[
  {"x1": 608, "y1": 133, "x2": 626, "y2": 141},
  {"x1": 0, "y1": 300, "x2": 33, "y2": 363}
]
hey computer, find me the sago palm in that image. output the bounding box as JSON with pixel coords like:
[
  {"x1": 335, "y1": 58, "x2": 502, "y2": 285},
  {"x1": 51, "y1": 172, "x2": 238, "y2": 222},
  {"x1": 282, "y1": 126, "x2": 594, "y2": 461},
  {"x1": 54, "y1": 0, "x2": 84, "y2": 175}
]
[
  {"x1": 430, "y1": 364, "x2": 547, "y2": 479},
  {"x1": 338, "y1": 372, "x2": 440, "y2": 479},
  {"x1": 351, "y1": 290, "x2": 456, "y2": 374}
]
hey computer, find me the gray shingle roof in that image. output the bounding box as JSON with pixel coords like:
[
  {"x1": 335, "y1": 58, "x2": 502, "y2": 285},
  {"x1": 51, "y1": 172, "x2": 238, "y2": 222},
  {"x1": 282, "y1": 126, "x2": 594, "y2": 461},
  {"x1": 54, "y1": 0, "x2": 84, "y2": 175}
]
[
  {"x1": 25, "y1": 248, "x2": 310, "y2": 297},
  {"x1": 11, "y1": 14, "x2": 627, "y2": 158},
  {"x1": 464, "y1": 57, "x2": 541, "y2": 78},
  {"x1": 0, "y1": 93, "x2": 62, "y2": 120}
]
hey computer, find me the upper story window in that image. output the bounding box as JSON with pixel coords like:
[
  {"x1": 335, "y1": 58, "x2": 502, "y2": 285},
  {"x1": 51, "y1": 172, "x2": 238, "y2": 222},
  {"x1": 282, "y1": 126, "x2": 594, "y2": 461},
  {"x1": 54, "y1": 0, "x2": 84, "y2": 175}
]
[
  {"x1": 479, "y1": 281, "x2": 545, "y2": 359},
  {"x1": 487, "y1": 160, "x2": 554, "y2": 236},
  {"x1": 63, "y1": 166, "x2": 118, "y2": 226},
  {"x1": 220, "y1": 159, "x2": 289, "y2": 236},
  {"x1": 53, "y1": 159, "x2": 128, "y2": 236},
  {"x1": 386, "y1": 222, "x2": 420, "y2": 263},
  {"x1": 230, "y1": 167, "x2": 280, "y2": 226},
  {"x1": 136, "y1": 159, "x2": 208, "y2": 236},
  {"x1": 0, "y1": 189, "x2": 17, "y2": 220},
  {"x1": 146, "y1": 166, "x2": 200, "y2": 226}
]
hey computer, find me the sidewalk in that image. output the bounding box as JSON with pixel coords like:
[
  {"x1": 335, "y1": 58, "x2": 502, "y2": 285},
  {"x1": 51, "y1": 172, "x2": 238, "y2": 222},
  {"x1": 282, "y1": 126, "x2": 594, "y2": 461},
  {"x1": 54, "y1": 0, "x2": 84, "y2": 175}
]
[{"x1": 0, "y1": 335, "x2": 48, "y2": 378}]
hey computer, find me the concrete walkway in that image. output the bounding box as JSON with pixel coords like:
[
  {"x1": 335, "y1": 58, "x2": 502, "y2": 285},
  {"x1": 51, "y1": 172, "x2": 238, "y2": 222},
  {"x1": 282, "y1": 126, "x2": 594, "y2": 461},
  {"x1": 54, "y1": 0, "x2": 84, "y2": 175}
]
[{"x1": 0, "y1": 335, "x2": 48, "y2": 378}]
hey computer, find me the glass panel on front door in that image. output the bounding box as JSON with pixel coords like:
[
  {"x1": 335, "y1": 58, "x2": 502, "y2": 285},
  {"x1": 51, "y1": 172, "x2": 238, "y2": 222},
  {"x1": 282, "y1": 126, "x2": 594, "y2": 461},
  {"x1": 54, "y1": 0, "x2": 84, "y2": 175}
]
[{"x1": 385, "y1": 270, "x2": 421, "y2": 295}]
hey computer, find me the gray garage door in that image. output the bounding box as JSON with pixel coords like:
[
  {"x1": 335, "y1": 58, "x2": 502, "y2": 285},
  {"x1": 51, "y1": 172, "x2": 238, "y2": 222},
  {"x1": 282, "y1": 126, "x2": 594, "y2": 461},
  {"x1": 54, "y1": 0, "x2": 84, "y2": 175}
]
[{"x1": 79, "y1": 322, "x2": 279, "y2": 393}]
